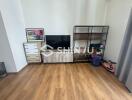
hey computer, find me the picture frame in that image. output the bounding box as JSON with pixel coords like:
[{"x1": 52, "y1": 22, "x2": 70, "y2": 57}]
[{"x1": 26, "y1": 28, "x2": 44, "y2": 42}]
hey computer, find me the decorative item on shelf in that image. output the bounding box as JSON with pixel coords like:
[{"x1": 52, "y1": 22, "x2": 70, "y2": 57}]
[
  {"x1": 80, "y1": 47, "x2": 86, "y2": 53},
  {"x1": 89, "y1": 43, "x2": 102, "y2": 53},
  {"x1": 26, "y1": 28, "x2": 44, "y2": 42},
  {"x1": 102, "y1": 60, "x2": 116, "y2": 73}
]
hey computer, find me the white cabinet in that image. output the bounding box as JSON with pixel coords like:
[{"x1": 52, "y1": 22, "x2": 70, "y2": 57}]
[
  {"x1": 23, "y1": 42, "x2": 42, "y2": 63},
  {"x1": 42, "y1": 50, "x2": 73, "y2": 63},
  {"x1": 64, "y1": 52, "x2": 73, "y2": 62}
]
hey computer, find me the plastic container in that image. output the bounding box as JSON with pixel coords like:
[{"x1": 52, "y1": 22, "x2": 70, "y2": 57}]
[{"x1": 92, "y1": 55, "x2": 102, "y2": 66}]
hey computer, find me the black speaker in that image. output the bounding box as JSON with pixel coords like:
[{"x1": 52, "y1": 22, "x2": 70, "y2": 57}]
[{"x1": 0, "y1": 62, "x2": 7, "y2": 78}]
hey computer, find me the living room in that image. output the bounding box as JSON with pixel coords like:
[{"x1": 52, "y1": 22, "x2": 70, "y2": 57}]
[{"x1": 0, "y1": 0, "x2": 132, "y2": 100}]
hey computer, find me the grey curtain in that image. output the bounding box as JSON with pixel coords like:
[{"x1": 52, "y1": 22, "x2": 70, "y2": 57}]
[{"x1": 116, "y1": 9, "x2": 132, "y2": 84}]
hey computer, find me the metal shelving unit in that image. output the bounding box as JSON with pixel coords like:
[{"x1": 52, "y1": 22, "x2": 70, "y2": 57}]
[{"x1": 73, "y1": 25, "x2": 109, "y2": 63}]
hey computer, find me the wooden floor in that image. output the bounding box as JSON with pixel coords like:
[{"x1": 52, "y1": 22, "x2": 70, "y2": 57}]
[{"x1": 0, "y1": 63, "x2": 132, "y2": 100}]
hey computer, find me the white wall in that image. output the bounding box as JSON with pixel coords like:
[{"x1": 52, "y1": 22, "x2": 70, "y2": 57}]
[
  {"x1": 95, "y1": 0, "x2": 108, "y2": 25},
  {"x1": 0, "y1": 12, "x2": 17, "y2": 72},
  {"x1": 0, "y1": 0, "x2": 27, "y2": 72},
  {"x1": 104, "y1": 0, "x2": 132, "y2": 62},
  {"x1": 21, "y1": 0, "x2": 74, "y2": 35},
  {"x1": 21, "y1": 0, "x2": 107, "y2": 49},
  {"x1": 86, "y1": 0, "x2": 108, "y2": 25},
  {"x1": 21, "y1": 0, "x2": 107, "y2": 35}
]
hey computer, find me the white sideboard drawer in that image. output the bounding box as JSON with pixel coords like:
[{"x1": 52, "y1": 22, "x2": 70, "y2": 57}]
[
  {"x1": 27, "y1": 54, "x2": 41, "y2": 59},
  {"x1": 23, "y1": 42, "x2": 42, "y2": 63},
  {"x1": 24, "y1": 43, "x2": 37, "y2": 47},
  {"x1": 27, "y1": 59, "x2": 41, "y2": 63},
  {"x1": 27, "y1": 58, "x2": 41, "y2": 61},
  {"x1": 27, "y1": 54, "x2": 40, "y2": 58},
  {"x1": 26, "y1": 55, "x2": 41, "y2": 63},
  {"x1": 42, "y1": 51, "x2": 73, "y2": 63}
]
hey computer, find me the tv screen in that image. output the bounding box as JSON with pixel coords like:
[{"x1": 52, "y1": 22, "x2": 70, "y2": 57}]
[{"x1": 46, "y1": 35, "x2": 70, "y2": 49}]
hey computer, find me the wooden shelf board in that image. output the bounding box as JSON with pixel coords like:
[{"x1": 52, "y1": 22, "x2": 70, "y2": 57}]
[
  {"x1": 74, "y1": 25, "x2": 109, "y2": 27},
  {"x1": 74, "y1": 32, "x2": 107, "y2": 34},
  {"x1": 28, "y1": 40, "x2": 44, "y2": 42},
  {"x1": 74, "y1": 60, "x2": 90, "y2": 63}
]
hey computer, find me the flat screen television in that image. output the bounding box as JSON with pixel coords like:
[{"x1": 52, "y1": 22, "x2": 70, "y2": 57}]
[{"x1": 46, "y1": 35, "x2": 70, "y2": 49}]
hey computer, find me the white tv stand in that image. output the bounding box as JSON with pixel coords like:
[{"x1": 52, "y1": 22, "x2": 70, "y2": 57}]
[{"x1": 42, "y1": 50, "x2": 73, "y2": 63}]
